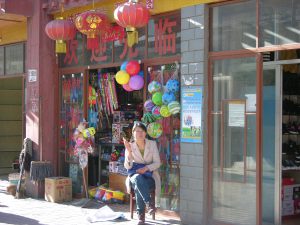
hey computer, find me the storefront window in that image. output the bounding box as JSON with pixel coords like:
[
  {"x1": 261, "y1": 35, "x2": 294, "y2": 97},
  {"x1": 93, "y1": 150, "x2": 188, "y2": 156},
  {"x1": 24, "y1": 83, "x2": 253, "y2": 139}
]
[
  {"x1": 211, "y1": 0, "x2": 256, "y2": 51},
  {"x1": 259, "y1": 0, "x2": 300, "y2": 46},
  {"x1": 146, "y1": 63, "x2": 180, "y2": 211},
  {"x1": 60, "y1": 73, "x2": 84, "y2": 194},
  {"x1": 5, "y1": 43, "x2": 24, "y2": 75},
  {"x1": 211, "y1": 57, "x2": 257, "y2": 224}
]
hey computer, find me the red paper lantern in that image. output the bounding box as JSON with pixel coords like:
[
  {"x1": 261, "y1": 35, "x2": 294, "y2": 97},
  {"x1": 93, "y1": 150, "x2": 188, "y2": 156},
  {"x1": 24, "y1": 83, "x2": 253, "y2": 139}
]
[
  {"x1": 75, "y1": 10, "x2": 110, "y2": 50},
  {"x1": 114, "y1": 0, "x2": 150, "y2": 47},
  {"x1": 45, "y1": 17, "x2": 77, "y2": 53}
]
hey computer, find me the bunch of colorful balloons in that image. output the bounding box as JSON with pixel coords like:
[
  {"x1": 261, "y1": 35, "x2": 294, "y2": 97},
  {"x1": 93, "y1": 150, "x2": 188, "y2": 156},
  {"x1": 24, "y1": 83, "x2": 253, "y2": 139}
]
[
  {"x1": 115, "y1": 60, "x2": 144, "y2": 92},
  {"x1": 142, "y1": 79, "x2": 181, "y2": 139}
]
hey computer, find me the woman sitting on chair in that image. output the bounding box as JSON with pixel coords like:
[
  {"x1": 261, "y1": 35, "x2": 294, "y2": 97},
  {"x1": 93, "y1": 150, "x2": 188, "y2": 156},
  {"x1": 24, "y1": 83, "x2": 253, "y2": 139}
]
[{"x1": 123, "y1": 122, "x2": 161, "y2": 225}]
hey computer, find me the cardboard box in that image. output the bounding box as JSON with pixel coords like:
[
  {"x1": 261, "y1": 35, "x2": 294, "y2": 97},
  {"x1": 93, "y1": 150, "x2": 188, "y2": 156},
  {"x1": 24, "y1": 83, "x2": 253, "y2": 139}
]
[
  {"x1": 109, "y1": 173, "x2": 127, "y2": 193},
  {"x1": 45, "y1": 177, "x2": 72, "y2": 203}
]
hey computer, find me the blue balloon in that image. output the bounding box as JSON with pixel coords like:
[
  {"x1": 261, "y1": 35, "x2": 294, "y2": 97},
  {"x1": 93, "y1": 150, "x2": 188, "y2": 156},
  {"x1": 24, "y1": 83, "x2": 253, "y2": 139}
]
[
  {"x1": 138, "y1": 70, "x2": 144, "y2": 77},
  {"x1": 120, "y1": 61, "x2": 128, "y2": 71},
  {"x1": 162, "y1": 92, "x2": 176, "y2": 105},
  {"x1": 166, "y1": 79, "x2": 180, "y2": 92}
]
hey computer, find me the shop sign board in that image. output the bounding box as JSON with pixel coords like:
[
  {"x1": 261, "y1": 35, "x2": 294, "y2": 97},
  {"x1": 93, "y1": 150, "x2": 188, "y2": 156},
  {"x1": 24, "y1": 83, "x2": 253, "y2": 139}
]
[
  {"x1": 59, "y1": 11, "x2": 180, "y2": 68},
  {"x1": 148, "y1": 12, "x2": 181, "y2": 58},
  {"x1": 181, "y1": 86, "x2": 202, "y2": 143}
]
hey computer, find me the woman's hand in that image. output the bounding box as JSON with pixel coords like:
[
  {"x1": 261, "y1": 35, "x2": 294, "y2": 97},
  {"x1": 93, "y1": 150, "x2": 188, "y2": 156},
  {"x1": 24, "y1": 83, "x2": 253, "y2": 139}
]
[
  {"x1": 123, "y1": 138, "x2": 132, "y2": 154},
  {"x1": 136, "y1": 166, "x2": 149, "y2": 174}
]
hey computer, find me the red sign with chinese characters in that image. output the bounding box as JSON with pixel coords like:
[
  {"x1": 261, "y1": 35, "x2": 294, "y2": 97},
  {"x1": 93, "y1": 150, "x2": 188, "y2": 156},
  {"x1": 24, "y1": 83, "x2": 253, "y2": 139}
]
[
  {"x1": 154, "y1": 18, "x2": 177, "y2": 56},
  {"x1": 59, "y1": 11, "x2": 180, "y2": 68},
  {"x1": 102, "y1": 26, "x2": 125, "y2": 42}
]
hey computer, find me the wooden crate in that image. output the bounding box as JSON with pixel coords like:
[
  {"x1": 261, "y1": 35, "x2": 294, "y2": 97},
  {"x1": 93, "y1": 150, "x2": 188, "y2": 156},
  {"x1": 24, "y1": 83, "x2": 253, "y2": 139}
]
[{"x1": 109, "y1": 173, "x2": 127, "y2": 193}]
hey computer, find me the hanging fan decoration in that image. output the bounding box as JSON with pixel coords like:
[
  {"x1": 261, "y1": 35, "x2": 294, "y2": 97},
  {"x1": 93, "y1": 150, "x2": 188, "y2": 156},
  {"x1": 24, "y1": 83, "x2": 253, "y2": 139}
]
[
  {"x1": 74, "y1": 10, "x2": 110, "y2": 49},
  {"x1": 114, "y1": 0, "x2": 150, "y2": 47},
  {"x1": 45, "y1": 17, "x2": 77, "y2": 53}
]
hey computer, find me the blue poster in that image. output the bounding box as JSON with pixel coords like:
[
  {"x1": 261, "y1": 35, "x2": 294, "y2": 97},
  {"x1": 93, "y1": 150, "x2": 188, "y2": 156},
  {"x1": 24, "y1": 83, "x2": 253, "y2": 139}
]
[{"x1": 181, "y1": 86, "x2": 202, "y2": 143}]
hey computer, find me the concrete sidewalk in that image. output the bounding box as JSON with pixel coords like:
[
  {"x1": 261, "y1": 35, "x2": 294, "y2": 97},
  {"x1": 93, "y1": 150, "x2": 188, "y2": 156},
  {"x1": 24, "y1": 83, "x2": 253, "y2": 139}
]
[{"x1": 0, "y1": 180, "x2": 181, "y2": 225}]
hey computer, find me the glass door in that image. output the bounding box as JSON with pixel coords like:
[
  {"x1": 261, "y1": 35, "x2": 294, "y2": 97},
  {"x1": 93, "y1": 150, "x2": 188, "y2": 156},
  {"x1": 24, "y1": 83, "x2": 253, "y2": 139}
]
[
  {"x1": 209, "y1": 56, "x2": 258, "y2": 225},
  {"x1": 262, "y1": 65, "x2": 281, "y2": 225}
]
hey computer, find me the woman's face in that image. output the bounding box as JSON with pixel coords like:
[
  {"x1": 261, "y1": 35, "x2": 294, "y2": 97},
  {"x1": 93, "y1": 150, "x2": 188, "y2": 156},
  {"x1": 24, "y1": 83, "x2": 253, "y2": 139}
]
[{"x1": 133, "y1": 127, "x2": 146, "y2": 141}]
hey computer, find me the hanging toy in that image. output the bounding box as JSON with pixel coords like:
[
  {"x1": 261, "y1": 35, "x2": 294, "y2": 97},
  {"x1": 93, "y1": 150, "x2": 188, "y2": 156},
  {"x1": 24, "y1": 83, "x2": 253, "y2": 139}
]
[
  {"x1": 166, "y1": 79, "x2": 180, "y2": 93},
  {"x1": 83, "y1": 127, "x2": 96, "y2": 138},
  {"x1": 144, "y1": 99, "x2": 155, "y2": 112},
  {"x1": 148, "y1": 81, "x2": 161, "y2": 94},
  {"x1": 88, "y1": 85, "x2": 97, "y2": 106},
  {"x1": 141, "y1": 112, "x2": 157, "y2": 124},
  {"x1": 147, "y1": 122, "x2": 163, "y2": 139},
  {"x1": 151, "y1": 106, "x2": 162, "y2": 119},
  {"x1": 152, "y1": 92, "x2": 163, "y2": 106},
  {"x1": 160, "y1": 105, "x2": 171, "y2": 117},
  {"x1": 168, "y1": 101, "x2": 181, "y2": 115},
  {"x1": 162, "y1": 92, "x2": 176, "y2": 105}
]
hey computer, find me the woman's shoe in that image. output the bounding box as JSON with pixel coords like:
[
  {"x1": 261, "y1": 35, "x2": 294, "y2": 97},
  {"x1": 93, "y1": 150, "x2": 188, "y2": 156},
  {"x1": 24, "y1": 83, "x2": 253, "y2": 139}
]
[
  {"x1": 146, "y1": 201, "x2": 156, "y2": 215},
  {"x1": 137, "y1": 212, "x2": 145, "y2": 225}
]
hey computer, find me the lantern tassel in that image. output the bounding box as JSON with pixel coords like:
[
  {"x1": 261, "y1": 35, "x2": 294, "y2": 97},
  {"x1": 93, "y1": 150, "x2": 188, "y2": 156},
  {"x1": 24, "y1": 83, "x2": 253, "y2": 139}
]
[
  {"x1": 126, "y1": 27, "x2": 138, "y2": 47},
  {"x1": 56, "y1": 40, "x2": 66, "y2": 53}
]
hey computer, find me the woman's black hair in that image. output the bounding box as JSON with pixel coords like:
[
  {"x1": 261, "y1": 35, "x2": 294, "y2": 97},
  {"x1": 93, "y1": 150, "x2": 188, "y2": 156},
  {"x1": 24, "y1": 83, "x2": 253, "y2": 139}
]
[{"x1": 132, "y1": 122, "x2": 147, "y2": 133}]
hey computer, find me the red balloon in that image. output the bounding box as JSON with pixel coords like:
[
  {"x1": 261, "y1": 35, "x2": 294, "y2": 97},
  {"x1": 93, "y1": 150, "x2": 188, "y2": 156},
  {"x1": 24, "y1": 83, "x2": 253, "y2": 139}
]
[{"x1": 126, "y1": 61, "x2": 140, "y2": 76}]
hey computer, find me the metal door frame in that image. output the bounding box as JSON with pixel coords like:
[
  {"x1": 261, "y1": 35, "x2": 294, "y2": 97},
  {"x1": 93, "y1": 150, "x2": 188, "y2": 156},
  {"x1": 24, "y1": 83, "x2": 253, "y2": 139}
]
[{"x1": 263, "y1": 59, "x2": 300, "y2": 225}]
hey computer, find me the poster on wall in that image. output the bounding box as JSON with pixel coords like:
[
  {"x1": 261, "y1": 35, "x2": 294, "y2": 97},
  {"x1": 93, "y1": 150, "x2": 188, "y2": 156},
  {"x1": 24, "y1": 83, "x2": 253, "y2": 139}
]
[{"x1": 181, "y1": 86, "x2": 202, "y2": 143}]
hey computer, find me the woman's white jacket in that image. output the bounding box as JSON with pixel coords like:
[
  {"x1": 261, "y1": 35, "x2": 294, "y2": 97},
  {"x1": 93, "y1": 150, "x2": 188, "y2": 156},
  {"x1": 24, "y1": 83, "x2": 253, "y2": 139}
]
[{"x1": 124, "y1": 138, "x2": 161, "y2": 199}]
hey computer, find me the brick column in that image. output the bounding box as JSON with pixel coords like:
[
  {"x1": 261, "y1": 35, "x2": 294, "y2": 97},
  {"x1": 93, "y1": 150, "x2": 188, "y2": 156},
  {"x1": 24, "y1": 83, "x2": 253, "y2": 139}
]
[
  {"x1": 180, "y1": 5, "x2": 208, "y2": 225},
  {"x1": 25, "y1": 0, "x2": 58, "y2": 173}
]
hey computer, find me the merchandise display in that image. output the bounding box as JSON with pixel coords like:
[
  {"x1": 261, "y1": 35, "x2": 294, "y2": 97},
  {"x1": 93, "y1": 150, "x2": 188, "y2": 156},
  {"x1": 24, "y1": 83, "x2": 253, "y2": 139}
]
[
  {"x1": 59, "y1": 62, "x2": 181, "y2": 212},
  {"x1": 281, "y1": 71, "x2": 300, "y2": 218},
  {"x1": 145, "y1": 63, "x2": 181, "y2": 211},
  {"x1": 88, "y1": 67, "x2": 143, "y2": 187}
]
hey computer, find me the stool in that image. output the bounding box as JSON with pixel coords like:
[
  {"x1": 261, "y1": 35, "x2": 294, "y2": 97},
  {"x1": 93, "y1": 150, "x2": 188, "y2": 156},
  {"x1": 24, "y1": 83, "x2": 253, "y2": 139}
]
[{"x1": 130, "y1": 188, "x2": 155, "y2": 220}]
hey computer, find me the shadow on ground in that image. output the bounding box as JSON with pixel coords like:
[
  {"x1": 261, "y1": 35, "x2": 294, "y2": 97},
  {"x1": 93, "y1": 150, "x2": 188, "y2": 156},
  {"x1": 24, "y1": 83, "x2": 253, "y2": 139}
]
[{"x1": 0, "y1": 212, "x2": 46, "y2": 225}]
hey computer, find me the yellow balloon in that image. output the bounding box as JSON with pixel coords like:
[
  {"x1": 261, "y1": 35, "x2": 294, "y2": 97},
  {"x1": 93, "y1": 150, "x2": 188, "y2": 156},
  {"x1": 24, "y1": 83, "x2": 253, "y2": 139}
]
[{"x1": 115, "y1": 70, "x2": 130, "y2": 85}]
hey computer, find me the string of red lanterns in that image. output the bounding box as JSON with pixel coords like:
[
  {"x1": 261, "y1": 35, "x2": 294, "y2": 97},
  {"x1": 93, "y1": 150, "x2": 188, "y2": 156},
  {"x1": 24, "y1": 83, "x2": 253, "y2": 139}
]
[{"x1": 45, "y1": 0, "x2": 151, "y2": 53}]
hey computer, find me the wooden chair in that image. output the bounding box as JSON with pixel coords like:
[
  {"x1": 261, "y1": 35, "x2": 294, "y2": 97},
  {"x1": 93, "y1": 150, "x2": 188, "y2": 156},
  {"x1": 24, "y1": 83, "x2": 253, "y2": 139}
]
[{"x1": 130, "y1": 188, "x2": 156, "y2": 220}]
